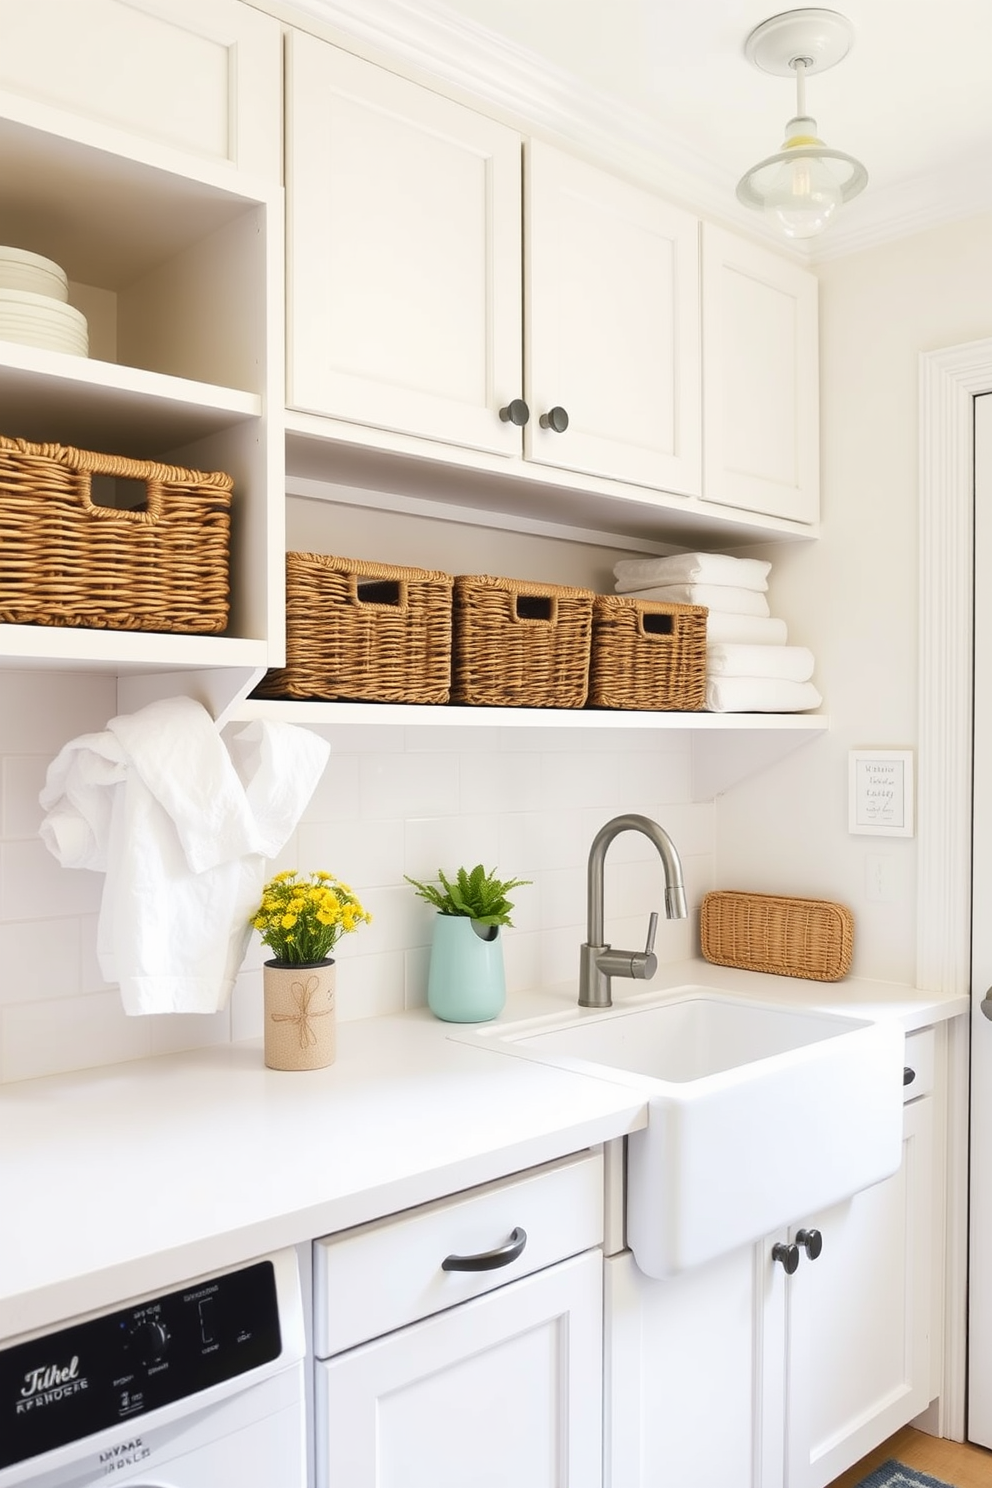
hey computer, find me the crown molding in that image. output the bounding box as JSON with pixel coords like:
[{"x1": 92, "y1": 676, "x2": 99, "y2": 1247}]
[{"x1": 274, "y1": 0, "x2": 987, "y2": 264}]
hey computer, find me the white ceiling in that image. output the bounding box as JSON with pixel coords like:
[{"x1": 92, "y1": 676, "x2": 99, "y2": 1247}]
[{"x1": 297, "y1": 0, "x2": 992, "y2": 259}]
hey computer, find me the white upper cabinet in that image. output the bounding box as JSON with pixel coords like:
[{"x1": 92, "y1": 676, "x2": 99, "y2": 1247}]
[
  {"x1": 702, "y1": 224, "x2": 819, "y2": 524},
  {"x1": 525, "y1": 140, "x2": 701, "y2": 494},
  {"x1": 0, "y1": 0, "x2": 282, "y2": 180},
  {"x1": 285, "y1": 32, "x2": 523, "y2": 457}
]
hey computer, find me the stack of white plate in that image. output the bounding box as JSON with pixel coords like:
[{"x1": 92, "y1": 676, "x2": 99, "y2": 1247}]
[{"x1": 0, "y1": 247, "x2": 87, "y2": 357}]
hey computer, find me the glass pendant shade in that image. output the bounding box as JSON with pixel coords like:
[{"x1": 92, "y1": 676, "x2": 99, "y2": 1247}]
[
  {"x1": 736, "y1": 36, "x2": 867, "y2": 240},
  {"x1": 736, "y1": 114, "x2": 867, "y2": 239}
]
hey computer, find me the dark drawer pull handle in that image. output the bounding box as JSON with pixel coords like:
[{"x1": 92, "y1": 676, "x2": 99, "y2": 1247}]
[
  {"x1": 903, "y1": 1066, "x2": 916, "y2": 1086},
  {"x1": 442, "y1": 1226, "x2": 527, "y2": 1272}
]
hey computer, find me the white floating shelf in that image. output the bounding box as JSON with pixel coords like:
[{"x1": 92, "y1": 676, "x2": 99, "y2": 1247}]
[
  {"x1": 0, "y1": 626, "x2": 267, "y2": 674},
  {"x1": 234, "y1": 697, "x2": 829, "y2": 731}
]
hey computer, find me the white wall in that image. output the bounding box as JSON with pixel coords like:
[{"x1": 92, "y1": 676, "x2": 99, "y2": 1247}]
[{"x1": 716, "y1": 210, "x2": 992, "y2": 983}]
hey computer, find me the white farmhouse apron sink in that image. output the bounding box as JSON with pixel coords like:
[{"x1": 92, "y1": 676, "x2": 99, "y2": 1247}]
[{"x1": 471, "y1": 988, "x2": 905, "y2": 1278}]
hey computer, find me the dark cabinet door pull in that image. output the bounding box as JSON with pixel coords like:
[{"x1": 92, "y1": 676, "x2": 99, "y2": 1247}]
[
  {"x1": 903, "y1": 1066, "x2": 916, "y2": 1086},
  {"x1": 796, "y1": 1227, "x2": 823, "y2": 1260},
  {"x1": 442, "y1": 1226, "x2": 528, "y2": 1272},
  {"x1": 499, "y1": 399, "x2": 530, "y2": 426},
  {"x1": 539, "y1": 406, "x2": 569, "y2": 433},
  {"x1": 772, "y1": 1241, "x2": 800, "y2": 1274}
]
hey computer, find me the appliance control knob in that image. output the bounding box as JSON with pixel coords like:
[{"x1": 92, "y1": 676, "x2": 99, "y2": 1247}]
[{"x1": 128, "y1": 1319, "x2": 169, "y2": 1365}]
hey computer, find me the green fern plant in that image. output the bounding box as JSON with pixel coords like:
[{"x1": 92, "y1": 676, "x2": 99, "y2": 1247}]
[{"x1": 405, "y1": 863, "x2": 530, "y2": 928}]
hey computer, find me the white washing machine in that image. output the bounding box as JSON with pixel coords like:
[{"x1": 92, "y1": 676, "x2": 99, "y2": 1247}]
[{"x1": 0, "y1": 1248, "x2": 307, "y2": 1487}]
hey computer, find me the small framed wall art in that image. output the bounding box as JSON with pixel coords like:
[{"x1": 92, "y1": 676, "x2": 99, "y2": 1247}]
[{"x1": 848, "y1": 749, "x2": 915, "y2": 837}]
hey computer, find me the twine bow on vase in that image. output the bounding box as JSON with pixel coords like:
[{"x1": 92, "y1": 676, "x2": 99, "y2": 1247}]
[{"x1": 270, "y1": 972, "x2": 332, "y2": 1050}]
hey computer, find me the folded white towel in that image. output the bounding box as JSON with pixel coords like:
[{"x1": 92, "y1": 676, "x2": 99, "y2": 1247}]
[
  {"x1": 614, "y1": 553, "x2": 771, "y2": 593},
  {"x1": 704, "y1": 612, "x2": 788, "y2": 645},
  {"x1": 619, "y1": 583, "x2": 770, "y2": 617},
  {"x1": 707, "y1": 643, "x2": 815, "y2": 683},
  {"x1": 40, "y1": 697, "x2": 331, "y2": 1016},
  {"x1": 705, "y1": 677, "x2": 823, "y2": 713}
]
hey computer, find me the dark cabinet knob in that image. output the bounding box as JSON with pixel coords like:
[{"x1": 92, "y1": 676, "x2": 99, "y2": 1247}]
[
  {"x1": 499, "y1": 398, "x2": 530, "y2": 426},
  {"x1": 796, "y1": 1227, "x2": 823, "y2": 1260},
  {"x1": 772, "y1": 1241, "x2": 800, "y2": 1275},
  {"x1": 539, "y1": 405, "x2": 569, "y2": 433},
  {"x1": 903, "y1": 1066, "x2": 916, "y2": 1086}
]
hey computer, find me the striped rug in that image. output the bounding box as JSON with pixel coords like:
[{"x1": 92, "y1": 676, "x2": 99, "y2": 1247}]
[{"x1": 855, "y1": 1463, "x2": 955, "y2": 1488}]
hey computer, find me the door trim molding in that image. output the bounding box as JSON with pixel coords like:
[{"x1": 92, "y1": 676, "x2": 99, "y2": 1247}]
[{"x1": 919, "y1": 337, "x2": 992, "y2": 1437}]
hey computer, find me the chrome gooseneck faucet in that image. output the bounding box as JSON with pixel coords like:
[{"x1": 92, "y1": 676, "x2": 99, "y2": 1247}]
[{"x1": 579, "y1": 813, "x2": 688, "y2": 1009}]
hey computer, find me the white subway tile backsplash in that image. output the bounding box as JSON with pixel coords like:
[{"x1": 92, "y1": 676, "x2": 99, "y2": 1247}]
[
  {"x1": 1, "y1": 839, "x2": 102, "y2": 920},
  {"x1": 360, "y1": 752, "x2": 460, "y2": 819},
  {"x1": 0, "y1": 706, "x2": 717, "y2": 1083},
  {"x1": 299, "y1": 817, "x2": 405, "y2": 888},
  {"x1": 2, "y1": 757, "x2": 49, "y2": 838},
  {"x1": 404, "y1": 814, "x2": 502, "y2": 883},
  {"x1": 0, "y1": 918, "x2": 82, "y2": 1004},
  {"x1": 1, "y1": 990, "x2": 150, "y2": 1083},
  {"x1": 333, "y1": 950, "x2": 405, "y2": 1022},
  {"x1": 0, "y1": 673, "x2": 117, "y2": 754}
]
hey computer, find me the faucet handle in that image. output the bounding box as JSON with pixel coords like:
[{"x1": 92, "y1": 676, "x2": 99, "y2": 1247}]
[{"x1": 644, "y1": 911, "x2": 658, "y2": 956}]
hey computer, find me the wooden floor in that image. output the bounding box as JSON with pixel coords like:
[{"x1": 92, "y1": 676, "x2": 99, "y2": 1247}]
[{"x1": 826, "y1": 1426, "x2": 992, "y2": 1487}]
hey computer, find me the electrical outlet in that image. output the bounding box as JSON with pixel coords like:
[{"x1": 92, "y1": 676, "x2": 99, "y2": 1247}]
[{"x1": 865, "y1": 853, "x2": 897, "y2": 903}]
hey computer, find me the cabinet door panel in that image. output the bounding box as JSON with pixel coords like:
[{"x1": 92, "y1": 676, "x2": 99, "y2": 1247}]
[
  {"x1": 786, "y1": 1098, "x2": 933, "y2": 1488},
  {"x1": 605, "y1": 1246, "x2": 762, "y2": 1487},
  {"x1": 316, "y1": 1251, "x2": 602, "y2": 1488},
  {"x1": 0, "y1": 0, "x2": 281, "y2": 178},
  {"x1": 286, "y1": 34, "x2": 522, "y2": 456},
  {"x1": 702, "y1": 224, "x2": 818, "y2": 523},
  {"x1": 525, "y1": 140, "x2": 701, "y2": 494}
]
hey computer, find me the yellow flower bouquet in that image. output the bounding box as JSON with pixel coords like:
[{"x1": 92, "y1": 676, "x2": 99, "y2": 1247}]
[{"x1": 250, "y1": 869, "x2": 371, "y2": 966}]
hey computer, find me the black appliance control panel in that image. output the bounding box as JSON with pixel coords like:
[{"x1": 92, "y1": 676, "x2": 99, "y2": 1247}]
[{"x1": 0, "y1": 1259, "x2": 281, "y2": 1470}]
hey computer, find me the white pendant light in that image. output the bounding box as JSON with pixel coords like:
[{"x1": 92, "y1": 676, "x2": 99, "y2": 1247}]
[{"x1": 736, "y1": 8, "x2": 867, "y2": 240}]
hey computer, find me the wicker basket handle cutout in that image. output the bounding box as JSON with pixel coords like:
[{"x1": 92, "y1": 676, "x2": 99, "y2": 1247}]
[
  {"x1": 637, "y1": 610, "x2": 676, "y2": 641},
  {"x1": 57, "y1": 445, "x2": 216, "y2": 525},
  {"x1": 349, "y1": 575, "x2": 409, "y2": 612},
  {"x1": 513, "y1": 593, "x2": 559, "y2": 626}
]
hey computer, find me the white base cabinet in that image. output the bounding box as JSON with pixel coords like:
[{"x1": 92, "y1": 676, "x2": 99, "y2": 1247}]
[
  {"x1": 316, "y1": 1251, "x2": 603, "y2": 1488},
  {"x1": 606, "y1": 1041, "x2": 937, "y2": 1488},
  {"x1": 312, "y1": 1151, "x2": 605, "y2": 1488}
]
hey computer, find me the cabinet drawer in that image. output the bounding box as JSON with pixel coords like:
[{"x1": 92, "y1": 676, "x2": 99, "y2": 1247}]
[
  {"x1": 903, "y1": 1027, "x2": 936, "y2": 1101},
  {"x1": 313, "y1": 1150, "x2": 603, "y2": 1356}
]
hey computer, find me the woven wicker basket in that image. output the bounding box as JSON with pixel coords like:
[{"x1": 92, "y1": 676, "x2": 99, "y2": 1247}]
[
  {"x1": 700, "y1": 890, "x2": 854, "y2": 982},
  {"x1": 451, "y1": 574, "x2": 595, "y2": 708},
  {"x1": 253, "y1": 552, "x2": 454, "y2": 704},
  {"x1": 0, "y1": 435, "x2": 232, "y2": 632},
  {"x1": 588, "y1": 596, "x2": 707, "y2": 710}
]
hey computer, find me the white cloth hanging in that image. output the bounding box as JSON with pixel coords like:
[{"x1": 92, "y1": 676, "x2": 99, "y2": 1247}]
[{"x1": 39, "y1": 696, "x2": 330, "y2": 1015}]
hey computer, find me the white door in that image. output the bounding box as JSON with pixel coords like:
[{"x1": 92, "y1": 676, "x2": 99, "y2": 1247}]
[
  {"x1": 315, "y1": 1251, "x2": 603, "y2": 1488},
  {"x1": 285, "y1": 32, "x2": 523, "y2": 456},
  {"x1": 969, "y1": 390, "x2": 992, "y2": 1446},
  {"x1": 525, "y1": 139, "x2": 701, "y2": 494}
]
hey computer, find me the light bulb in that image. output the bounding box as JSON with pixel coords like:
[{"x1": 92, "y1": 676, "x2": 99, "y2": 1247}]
[{"x1": 759, "y1": 151, "x2": 844, "y2": 239}]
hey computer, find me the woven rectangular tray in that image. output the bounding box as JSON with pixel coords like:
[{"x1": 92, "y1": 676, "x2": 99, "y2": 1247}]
[{"x1": 700, "y1": 890, "x2": 854, "y2": 982}]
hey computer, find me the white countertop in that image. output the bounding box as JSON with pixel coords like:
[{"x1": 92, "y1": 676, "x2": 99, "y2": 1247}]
[{"x1": 0, "y1": 959, "x2": 968, "y2": 1344}]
